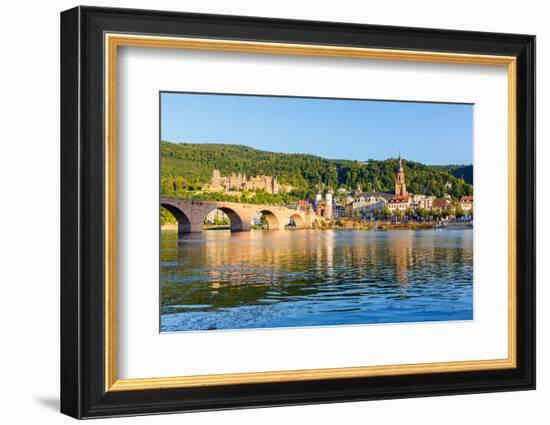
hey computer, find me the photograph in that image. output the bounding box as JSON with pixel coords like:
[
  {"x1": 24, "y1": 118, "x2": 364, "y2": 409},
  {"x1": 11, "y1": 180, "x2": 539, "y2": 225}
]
[{"x1": 159, "y1": 92, "x2": 475, "y2": 332}]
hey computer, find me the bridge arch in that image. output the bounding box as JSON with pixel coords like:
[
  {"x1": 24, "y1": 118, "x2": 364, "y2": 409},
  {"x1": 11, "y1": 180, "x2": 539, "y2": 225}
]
[
  {"x1": 206, "y1": 207, "x2": 245, "y2": 232},
  {"x1": 289, "y1": 213, "x2": 306, "y2": 228},
  {"x1": 258, "y1": 209, "x2": 281, "y2": 230},
  {"x1": 161, "y1": 203, "x2": 191, "y2": 234}
]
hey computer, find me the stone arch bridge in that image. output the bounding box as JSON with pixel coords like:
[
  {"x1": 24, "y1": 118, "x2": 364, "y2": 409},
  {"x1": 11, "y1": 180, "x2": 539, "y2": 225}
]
[{"x1": 161, "y1": 197, "x2": 318, "y2": 234}]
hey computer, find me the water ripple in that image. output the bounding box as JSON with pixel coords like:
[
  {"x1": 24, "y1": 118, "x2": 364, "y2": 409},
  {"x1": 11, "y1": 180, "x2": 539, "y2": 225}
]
[{"x1": 160, "y1": 229, "x2": 473, "y2": 331}]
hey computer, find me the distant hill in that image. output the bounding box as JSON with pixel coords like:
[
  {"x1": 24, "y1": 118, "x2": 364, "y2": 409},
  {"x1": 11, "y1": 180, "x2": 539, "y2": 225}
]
[
  {"x1": 161, "y1": 141, "x2": 473, "y2": 199},
  {"x1": 431, "y1": 165, "x2": 473, "y2": 185},
  {"x1": 450, "y1": 165, "x2": 473, "y2": 185}
]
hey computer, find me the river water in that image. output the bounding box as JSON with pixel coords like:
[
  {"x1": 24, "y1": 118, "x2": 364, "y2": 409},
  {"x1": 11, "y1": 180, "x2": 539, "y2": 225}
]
[{"x1": 160, "y1": 229, "x2": 473, "y2": 332}]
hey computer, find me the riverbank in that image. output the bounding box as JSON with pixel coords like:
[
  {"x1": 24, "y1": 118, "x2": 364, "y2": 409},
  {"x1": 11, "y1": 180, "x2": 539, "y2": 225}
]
[
  {"x1": 161, "y1": 221, "x2": 472, "y2": 232},
  {"x1": 161, "y1": 223, "x2": 177, "y2": 231},
  {"x1": 161, "y1": 223, "x2": 231, "y2": 231},
  {"x1": 322, "y1": 220, "x2": 471, "y2": 231},
  {"x1": 321, "y1": 220, "x2": 436, "y2": 231}
]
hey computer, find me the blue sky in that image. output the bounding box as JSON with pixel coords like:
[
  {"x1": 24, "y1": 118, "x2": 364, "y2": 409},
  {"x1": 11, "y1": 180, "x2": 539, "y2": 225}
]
[{"x1": 161, "y1": 92, "x2": 473, "y2": 165}]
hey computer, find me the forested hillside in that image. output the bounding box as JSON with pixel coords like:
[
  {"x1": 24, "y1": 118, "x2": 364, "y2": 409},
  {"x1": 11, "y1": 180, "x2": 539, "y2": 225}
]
[
  {"x1": 161, "y1": 141, "x2": 473, "y2": 200},
  {"x1": 431, "y1": 164, "x2": 473, "y2": 185}
]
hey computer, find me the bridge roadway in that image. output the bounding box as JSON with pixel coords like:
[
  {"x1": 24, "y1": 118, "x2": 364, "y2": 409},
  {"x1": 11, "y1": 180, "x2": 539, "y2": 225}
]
[{"x1": 161, "y1": 197, "x2": 318, "y2": 234}]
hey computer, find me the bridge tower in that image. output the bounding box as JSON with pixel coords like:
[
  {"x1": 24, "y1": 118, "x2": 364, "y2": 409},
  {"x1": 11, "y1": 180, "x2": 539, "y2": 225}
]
[{"x1": 325, "y1": 188, "x2": 334, "y2": 219}]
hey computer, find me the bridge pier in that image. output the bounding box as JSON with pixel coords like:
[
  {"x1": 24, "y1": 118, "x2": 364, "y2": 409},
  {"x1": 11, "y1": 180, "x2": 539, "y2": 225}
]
[
  {"x1": 176, "y1": 222, "x2": 202, "y2": 234},
  {"x1": 177, "y1": 221, "x2": 191, "y2": 234},
  {"x1": 237, "y1": 221, "x2": 252, "y2": 232}
]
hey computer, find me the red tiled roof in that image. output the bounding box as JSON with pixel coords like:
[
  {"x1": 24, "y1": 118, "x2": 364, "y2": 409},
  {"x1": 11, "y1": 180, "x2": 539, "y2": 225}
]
[
  {"x1": 461, "y1": 196, "x2": 474, "y2": 202},
  {"x1": 432, "y1": 198, "x2": 449, "y2": 208},
  {"x1": 388, "y1": 194, "x2": 410, "y2": 203}
]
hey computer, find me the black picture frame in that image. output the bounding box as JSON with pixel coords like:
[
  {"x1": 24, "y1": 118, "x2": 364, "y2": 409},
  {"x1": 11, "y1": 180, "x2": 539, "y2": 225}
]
[{"x1": 61, "y1": 5, "x2": 535, "y2": 419}]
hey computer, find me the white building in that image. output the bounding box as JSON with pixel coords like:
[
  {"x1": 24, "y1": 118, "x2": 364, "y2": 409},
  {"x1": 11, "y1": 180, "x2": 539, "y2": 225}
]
[
  {"x1": 411, "y1": 194, "x2": 435, "y2": 210},
  {"x1": 345, "y1": 195, "x2": 387, "y2": 218},
  {"x1": 459, "y1": 196, "x2": 473, "y2": 212},
  {"x1": 387, "y1": 194, "x2": 413, "y2": 212}
]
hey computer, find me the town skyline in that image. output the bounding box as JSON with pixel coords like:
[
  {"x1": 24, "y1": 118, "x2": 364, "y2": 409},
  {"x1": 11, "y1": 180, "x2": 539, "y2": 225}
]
[
  {"x1": 161, "y1": 151, "x2": 473, "y2": 234},
  {"x1": 161, "y1": 92, "x2": 473, "y2": 165}
]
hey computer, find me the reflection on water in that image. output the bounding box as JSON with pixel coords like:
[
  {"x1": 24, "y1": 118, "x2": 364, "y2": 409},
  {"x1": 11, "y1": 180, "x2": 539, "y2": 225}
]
[{"x1": 160, "y1": 229, "x2": 473, "y2": 332}]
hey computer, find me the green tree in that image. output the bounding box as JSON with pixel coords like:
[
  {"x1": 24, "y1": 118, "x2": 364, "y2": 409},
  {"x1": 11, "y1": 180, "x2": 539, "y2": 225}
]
[
  {"x1": 417, "y1": 207, "x2": 429, "y2": 220},
  {"x1": 160, "y1": 207, "x2": 177, "y2": 225},
  {"x1": 445, "y1": 205, "x2": 456, "y2": 219},
  {"x1": 160, "y1": 142, "x2": 474, "y2": 201},
  {"x1": 394, "y1": 209, "x2": 405, "y2": 222}
]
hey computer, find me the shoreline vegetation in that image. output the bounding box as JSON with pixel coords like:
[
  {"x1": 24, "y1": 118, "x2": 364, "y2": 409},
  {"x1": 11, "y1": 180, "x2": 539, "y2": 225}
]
[{"x1": 161, "y1": 219, "x2": 472, "y2": 232}]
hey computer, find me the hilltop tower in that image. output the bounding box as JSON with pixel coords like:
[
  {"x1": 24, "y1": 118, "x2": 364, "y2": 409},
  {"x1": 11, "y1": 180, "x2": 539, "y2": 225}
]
[
  {"x1": 210, "y1": 169, "x2": 224, "y2": 190},
  {"x1": 395, "y1": 153, "x2": 407, "y2": 196}
]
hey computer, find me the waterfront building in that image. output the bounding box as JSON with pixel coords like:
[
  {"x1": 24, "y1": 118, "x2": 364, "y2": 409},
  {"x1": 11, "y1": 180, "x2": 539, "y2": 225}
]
[
  {"x1": 411, "y1": 194, "x2": 435, "y2": 209},
  {"x1": 344, "y1": 194, "x2": 355, "y2": 205},
  {"x1": 345, "y1": 199, "x2": 365, "y2": 217},
  {"x1": 332, "y1": 204, "x2": 346, "y2": 219},
  {"x1": 360, "y1": 192, "x2": 394, "y2": 202},
  {"x1": 460, "y1": 196, "x2": 474, "y2": 212},
  {"x1": 356, "y1": 201, "x2": 387, "y2": 219},
  {"x1": 345, "y1": 194, "x2": 388, "y2": 218},
  {"x1": 432, "y1": 197, "x2": 451, "y2": 211},
  {"x1": 365, "y1": 202, "x2": 387, "y2": 219},
  {"x1": 387, "y1": 195, "x2": 412, "y2": 212}
]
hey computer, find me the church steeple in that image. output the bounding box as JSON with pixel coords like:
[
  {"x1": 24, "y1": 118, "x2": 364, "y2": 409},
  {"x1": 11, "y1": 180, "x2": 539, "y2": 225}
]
[
  {"x1": 398, "y1": 151, "x2": 403, "y2": 171},
  {"x1": 395, "y1": 152, "x2": 407, "y2": 196}
]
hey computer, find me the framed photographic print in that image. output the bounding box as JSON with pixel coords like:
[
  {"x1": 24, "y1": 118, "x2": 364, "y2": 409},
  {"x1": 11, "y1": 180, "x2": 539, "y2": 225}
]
[{"x1": 60, "y1": 6, "x2": 536, "y2": 419}]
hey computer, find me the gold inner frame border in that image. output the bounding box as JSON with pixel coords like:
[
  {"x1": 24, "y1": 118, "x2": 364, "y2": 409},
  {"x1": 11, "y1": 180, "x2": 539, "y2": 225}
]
[{"x1": 104, "y1": 33, "x2": 517, "y2": 392}]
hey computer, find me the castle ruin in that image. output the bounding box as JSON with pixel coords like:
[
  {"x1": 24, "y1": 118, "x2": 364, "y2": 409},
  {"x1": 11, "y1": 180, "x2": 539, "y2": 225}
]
[{"x1": 205, "y1": 169, "x2": 291, "y2": 194}]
